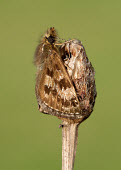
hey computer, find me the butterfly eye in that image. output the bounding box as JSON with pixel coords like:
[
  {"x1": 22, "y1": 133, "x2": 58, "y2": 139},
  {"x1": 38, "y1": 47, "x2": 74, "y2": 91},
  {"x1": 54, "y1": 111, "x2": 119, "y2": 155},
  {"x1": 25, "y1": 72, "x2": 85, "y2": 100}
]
[{"x1": 47, "y1": 35, "x2": 55, "y2": 44}]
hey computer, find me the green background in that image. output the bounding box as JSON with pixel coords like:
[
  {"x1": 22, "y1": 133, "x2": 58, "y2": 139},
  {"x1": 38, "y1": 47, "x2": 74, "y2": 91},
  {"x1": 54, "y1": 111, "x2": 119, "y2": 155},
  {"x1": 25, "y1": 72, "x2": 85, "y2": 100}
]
[{"x1": 0, "y1": 0, "x2": 121, "y2": 169}]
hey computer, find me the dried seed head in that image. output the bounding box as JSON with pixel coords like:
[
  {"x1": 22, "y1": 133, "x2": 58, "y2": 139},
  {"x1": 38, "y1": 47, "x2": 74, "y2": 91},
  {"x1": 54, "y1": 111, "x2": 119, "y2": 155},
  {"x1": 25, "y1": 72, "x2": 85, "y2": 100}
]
[
  {"x1": 34, "y1": 28, "x2": 97, "y2": 123},
  {"x1": 60, "y1": 40, "x2": 97, "y2": 120}
]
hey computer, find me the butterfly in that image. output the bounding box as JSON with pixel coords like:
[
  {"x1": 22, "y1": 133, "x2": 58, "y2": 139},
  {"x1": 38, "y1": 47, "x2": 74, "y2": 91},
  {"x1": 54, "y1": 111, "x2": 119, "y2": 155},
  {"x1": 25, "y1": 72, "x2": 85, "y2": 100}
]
[{"x1": 34, "y1": 27, "x2": 97, "y2": 123}]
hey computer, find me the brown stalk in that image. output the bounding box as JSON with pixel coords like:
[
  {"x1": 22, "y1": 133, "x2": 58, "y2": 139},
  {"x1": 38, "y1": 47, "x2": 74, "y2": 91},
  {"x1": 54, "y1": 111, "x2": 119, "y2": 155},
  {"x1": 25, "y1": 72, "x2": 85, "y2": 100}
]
[
  {"x1": 61, "y1": 121, "x2": 80, "y2": 170},
  {"x1": 34, "y1": 27, "x2": 97, "y2": 170}
]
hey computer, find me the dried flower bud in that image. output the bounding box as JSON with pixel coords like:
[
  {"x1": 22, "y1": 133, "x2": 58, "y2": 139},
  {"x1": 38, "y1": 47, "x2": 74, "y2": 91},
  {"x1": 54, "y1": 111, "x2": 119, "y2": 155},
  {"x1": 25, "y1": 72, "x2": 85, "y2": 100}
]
[
  {"x1": 34, "y1": 28, "x2": 97, "y2": 123},
  {"x1": 60, "y1": 39, "x2": 97, "y2": 121}
]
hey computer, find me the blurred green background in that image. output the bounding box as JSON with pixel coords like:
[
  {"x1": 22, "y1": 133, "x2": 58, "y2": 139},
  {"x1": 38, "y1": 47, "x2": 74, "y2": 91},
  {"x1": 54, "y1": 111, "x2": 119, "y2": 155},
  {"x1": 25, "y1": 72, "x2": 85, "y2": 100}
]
[{"x1": 0, "y1": 0, "x2": 121, "y2": 169}]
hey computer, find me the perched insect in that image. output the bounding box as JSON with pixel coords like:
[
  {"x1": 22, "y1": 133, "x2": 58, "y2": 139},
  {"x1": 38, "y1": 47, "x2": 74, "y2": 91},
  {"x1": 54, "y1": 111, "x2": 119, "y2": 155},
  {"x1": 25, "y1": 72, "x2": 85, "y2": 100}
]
[{"x1": 34, "y1": 27, "x2": 97, "y2": 123}]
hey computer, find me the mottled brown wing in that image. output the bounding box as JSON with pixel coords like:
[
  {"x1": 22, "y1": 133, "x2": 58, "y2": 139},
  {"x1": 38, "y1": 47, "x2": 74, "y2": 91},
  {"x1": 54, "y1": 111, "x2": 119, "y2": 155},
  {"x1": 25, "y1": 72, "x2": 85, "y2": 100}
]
[{"x1": 35, "y1": 49, "x2": 83, "y2": 119}]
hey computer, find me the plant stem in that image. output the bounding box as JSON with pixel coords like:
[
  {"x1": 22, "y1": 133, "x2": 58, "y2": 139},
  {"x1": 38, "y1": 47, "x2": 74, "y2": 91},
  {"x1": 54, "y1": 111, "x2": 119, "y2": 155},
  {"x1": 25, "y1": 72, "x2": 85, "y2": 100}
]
[{"x1": 62, "y1": 121, "x2": 79, "y2": 170}]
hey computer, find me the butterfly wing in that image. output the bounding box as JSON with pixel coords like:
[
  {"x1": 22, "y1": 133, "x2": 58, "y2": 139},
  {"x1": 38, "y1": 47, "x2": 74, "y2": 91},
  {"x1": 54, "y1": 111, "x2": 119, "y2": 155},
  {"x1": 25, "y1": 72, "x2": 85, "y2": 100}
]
[{"x1": 35, "y1": 49, "x2": 83, "y2": 119}]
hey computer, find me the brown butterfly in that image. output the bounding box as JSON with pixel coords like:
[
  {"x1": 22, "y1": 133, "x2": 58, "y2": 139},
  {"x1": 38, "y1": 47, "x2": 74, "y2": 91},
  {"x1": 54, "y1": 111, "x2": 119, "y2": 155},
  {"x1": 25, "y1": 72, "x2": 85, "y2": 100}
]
[{"x1": 34, "y1": 27, "x2": 97, "y2": 123}]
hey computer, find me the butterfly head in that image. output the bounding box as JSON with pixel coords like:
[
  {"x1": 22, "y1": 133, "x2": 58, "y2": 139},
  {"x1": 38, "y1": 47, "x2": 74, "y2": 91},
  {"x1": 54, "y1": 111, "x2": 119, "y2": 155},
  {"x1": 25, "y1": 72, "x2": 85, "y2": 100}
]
[{"x1": 44, "y1": 27, "x2": 57, "y2": 45}]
